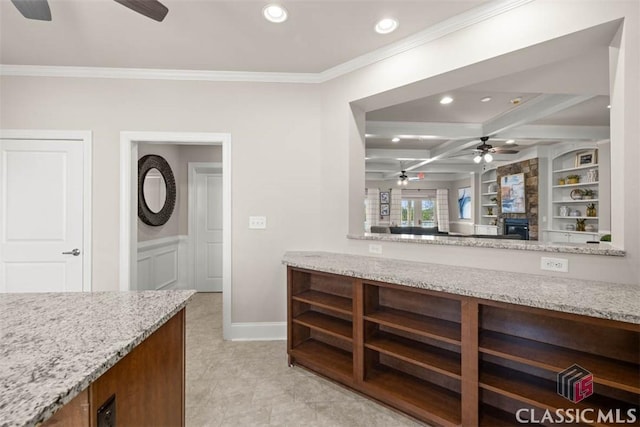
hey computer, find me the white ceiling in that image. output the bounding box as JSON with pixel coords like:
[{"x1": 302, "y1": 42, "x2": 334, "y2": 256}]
[{"x1": 0, "y1": 0, "x2": 487, "y2": 72}]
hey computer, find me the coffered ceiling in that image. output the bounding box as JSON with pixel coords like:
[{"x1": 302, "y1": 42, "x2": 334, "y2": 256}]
[{"x1": 365, "y1": 44, "x2": 613, "y2": 182}]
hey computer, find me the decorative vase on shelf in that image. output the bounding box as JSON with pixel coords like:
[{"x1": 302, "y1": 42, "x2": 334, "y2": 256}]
[
  {"x1": 487, "y1": 207, "x2": 494, "y2": 216},
  {"x1": 570, "y1": 189, "x2": 584, "y2": 200},
  {"x1": 567, "y1": 175, "x2": 581, "y2": 184},
  {"x1": 576, "y1": 218, "x2": 586, "y2": 232},
  {"x1": 586, "y1": 203, "x2": 597, "y2": 217},
  {"x1": 558, "y1": 178, "x2": 566, "y2": 185}
]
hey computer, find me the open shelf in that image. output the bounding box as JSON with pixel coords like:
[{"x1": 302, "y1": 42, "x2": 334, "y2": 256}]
[
  {"x1": 480, "y1": 330, "x2": 640, "y2": 393},
  {"x1": 552, "y1": 199, "x2": 600, "y2": 203},
  {"x1": 553, "y1": 216, "x2": 599, "y2": 220},
  {"x1": 553, "y1": 181, "x2": 599, "y2": 188},
  {"x1": 293, "y1": 311, "x2": 352, "y2": 341},
  {"x1": 480, "y1": 363, "x2": 639, "y2": 426},
  {"x1": 554, "y1": 164, "x2": 599, "y2": 174},
  {"x1": 364, "y1": 307, "x2": 460, "y2": 345},
  {"x1": 292, "y1": 290, "x2": 352, "y2": 315},
  {"x1": 290, "y1": 339, "x2": 353, "y2": 383},
  {"x1": 366, "y1": 365, "x2": 461, "y2": 427},
  {"x1": 366, "y1": 331, "x2": 461, "y2": 379}
]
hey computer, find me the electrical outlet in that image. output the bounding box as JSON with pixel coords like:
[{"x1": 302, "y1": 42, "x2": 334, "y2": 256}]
[
  {"x1": 249, "y1": 216, "x2": 267, "y2": 229},
  {"x1": 540, "y1": 257, "x2": 569, "y2": 272},
  {"x1": 369, "y1": 244, "x2": 382, "y2": 254}
]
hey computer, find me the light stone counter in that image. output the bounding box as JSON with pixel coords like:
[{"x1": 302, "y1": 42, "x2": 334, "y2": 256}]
[
  {"x1": 348, "y1": 233, "x2": 625, "y2": 256},
  {"x1": 0, "y1": 290, "x2": 195, "y2": 427},
  {"x1": 283, "y1": 251, "x2": 639, "y2": 324}
]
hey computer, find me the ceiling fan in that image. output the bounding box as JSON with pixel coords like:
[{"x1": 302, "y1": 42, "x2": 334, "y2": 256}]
[
  {"x1": 471, "y1": 136, "x2": 519, "y2": 163},
  {"x1": 11, "y1": 0, "x2": 169, "y2": 22}
]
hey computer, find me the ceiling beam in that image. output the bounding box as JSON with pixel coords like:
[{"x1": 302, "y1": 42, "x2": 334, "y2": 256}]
[
  {"x1": 482, "y1": 94, "x2": 595, "y2": 136},
  {"x1": 366, "y1": 121, "x2": 481, "y2": 139},
  {"x1": 497, "y1": 124, "x2": 610, "y2": 140},
  {"x1": 365, "y1": 148, "x2": 430, "y2": 159}
]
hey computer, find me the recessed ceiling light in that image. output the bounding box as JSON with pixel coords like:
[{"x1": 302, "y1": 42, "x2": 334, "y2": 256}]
[
  {"x1": 505, "y1": 139, "x2": 515, "y2": 144},
  {"x1": 481, "y1": 96, "x2": 492, "y2": 103},
  {"x1": 440, "y1": 96, "x2": 453, "y2": 105},
  {"x1": 607, "y1": 105, "x2": 611, "y2": 109},
  {"x1": 263, "y1": 4, "x2": 288, "y2": 23},
  {"x1": 375, "y1": 18, "x2": 398, "y2": 34},
  {"x1": 391, "y1": 137, "x2": 400, "y2": 143}
]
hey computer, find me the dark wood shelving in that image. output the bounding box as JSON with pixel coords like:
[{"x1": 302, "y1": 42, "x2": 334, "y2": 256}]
[
  {"x1": 366, "y1": 365, "x2": 461, "y2": 427},
  {"x1": 293, "y1": 311, "x2": 353, "y2": 341},
  {"x1": 288, "y1": 266, "x2": 639, "y2": 427},
  {"x1": 366, "y1": 331, "x2": 461, "y2": 379},
  {"x1": 290, "y1": 339, "x2": 353, "y2": 384},
  {"x1": 364, "y1": 307, "x2": 461, "y2": 345},
  {"x1": 480, "y1": 330, "x2": 640, "y2": 394},
  {"x1": 480, "y1": 363, "x2": 639, "y2": 426},
  {"x1": 292, "y1": 290, "x2": 352, "y2": 315},
  {"x1": 479, "y1": 405, "x2": 518, "y2": 426}
]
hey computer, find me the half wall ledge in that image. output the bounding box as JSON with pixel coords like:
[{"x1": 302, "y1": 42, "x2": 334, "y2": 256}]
[{"x1": 347, "y1": 233, "x2": 625, "y2": 257}]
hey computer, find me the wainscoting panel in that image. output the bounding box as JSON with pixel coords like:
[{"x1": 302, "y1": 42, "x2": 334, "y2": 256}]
[{"x1": 137, "y1": 236, "x2": 188, "y2": 291}]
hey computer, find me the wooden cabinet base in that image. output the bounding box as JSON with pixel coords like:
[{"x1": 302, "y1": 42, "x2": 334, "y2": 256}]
[
  {"x1": 288, "y1": 267, "x2": 640, "y2": 427},
  {"x1": 42, "y1": 309, "x2": 185, "y2": 427}
]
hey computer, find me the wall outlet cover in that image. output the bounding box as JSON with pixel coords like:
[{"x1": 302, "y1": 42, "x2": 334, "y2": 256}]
[{"x1": 540, "y1": 257, "x2": 569, "y2": 273}]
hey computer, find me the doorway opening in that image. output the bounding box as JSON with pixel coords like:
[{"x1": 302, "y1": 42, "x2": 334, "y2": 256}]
[{"x1": 119, "y1": 131, "x2": 232, "y2": 338}]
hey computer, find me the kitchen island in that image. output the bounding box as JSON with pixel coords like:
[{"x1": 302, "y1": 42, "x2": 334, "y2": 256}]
[{"x1": 0, "y1": 290, "x2": 195, "y2": 427}]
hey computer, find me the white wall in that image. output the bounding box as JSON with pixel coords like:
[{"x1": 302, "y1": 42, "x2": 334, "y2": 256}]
[
  {"x1": 0, "y1": 79, "x2": 324, "y2": 323},
  {"x1": 328, "y1": 0, "x2": 639, "y2": 284},
  {"x1": 1, "y1": 1, "x2": 638, "y2": 333}
]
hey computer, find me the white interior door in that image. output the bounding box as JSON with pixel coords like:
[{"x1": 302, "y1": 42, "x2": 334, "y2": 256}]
[
  {"x1": 195, "y1": 172, "x2": 222, "y2": 292},
  {"x1": 0, "y1": 139, "x2": 84, "y2": 292}
]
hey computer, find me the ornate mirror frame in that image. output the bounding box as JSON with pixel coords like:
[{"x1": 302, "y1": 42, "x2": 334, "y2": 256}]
[{"x1": 138, "y1": 154, "x2": 176, "y2": 226}]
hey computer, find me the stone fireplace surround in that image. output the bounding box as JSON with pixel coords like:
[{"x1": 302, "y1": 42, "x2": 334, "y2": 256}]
[{"x1": 496, "y1": 158, "x2": 539, "y2": 240}]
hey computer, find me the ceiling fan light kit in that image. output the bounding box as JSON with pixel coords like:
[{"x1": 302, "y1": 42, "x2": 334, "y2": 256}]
[
  {"x1": 11, "y1": 0, "x2": 169, "y2": 22},
  {"x1": 397, "y1": 171, "x2": 409, "y2": 186}
]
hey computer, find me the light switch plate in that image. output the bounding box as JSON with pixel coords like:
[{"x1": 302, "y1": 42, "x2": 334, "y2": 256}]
[{"x1": 249, "y1": 216, "x2": 267, "y2": 229}]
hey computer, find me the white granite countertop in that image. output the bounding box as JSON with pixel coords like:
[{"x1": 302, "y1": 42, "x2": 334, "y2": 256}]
[
  {"x1": 348, "y1": 233, "x2": 625, "y2": 256},
  {"x1": 283, "y1": 251, "x2": 639, "y2": 324},
  {"x1": 0, "y1": 290, "x2": 195, "y2": 427}
]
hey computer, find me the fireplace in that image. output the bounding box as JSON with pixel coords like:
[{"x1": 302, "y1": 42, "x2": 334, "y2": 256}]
[{"x1": 504, "y1": 218, "x2": 529, "y2": 240}]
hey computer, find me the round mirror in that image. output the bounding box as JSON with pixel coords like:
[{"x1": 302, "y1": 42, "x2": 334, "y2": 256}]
[
  {"x1": 138, "y1": 155, "x2": 176, "y2": 226},
  {"x1": 143, "y1": 168, "x2": 166, "y2": 213}
]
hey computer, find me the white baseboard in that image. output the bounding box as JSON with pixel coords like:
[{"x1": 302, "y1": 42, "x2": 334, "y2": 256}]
[{"x1": 229, "y1": 321, "x2": 286, "y2": 341}]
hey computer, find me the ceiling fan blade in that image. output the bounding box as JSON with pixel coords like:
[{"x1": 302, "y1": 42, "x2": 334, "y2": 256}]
[
  {"x1": 492, "y1": 148, "x2": 519, "y2": 154},
  {"x1": 113, "y1": 0, "x2": 168, "y2": 22},
  {"x1": 11, "y1": 0, "x2": 51, "y2": 21}
]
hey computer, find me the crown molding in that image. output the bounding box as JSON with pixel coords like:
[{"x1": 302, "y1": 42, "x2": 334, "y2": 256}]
[
  {"x1": 316, "y1": 0, "x2": 534, "y2": 83},
  {"x1": 0, "y1": 0, "x2": 532, "y2": 84},
  {"x1": 0, "y1": 65, "x2": 321, "y2": 83}
]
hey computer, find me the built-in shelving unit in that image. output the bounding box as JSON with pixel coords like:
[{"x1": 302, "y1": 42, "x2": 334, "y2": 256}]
[
  {"x1": 288, "y1": 268, "x2": 354, "y2": 384},
  {"x1": 477, "y1": 168, "x2": 498, "y2": 235},
  {"x1": 478, "y1": 303, "x2": 639, "y2": 425},
  {"x1": 548, "y1": 149, "x2": 601, "y2": 243},
  {"x1": 288, "y1": 266, "x2": 640, "y2": 427}
]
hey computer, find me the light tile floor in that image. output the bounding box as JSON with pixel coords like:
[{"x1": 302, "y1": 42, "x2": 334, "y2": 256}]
[{"x1": 185, "y1": 293, "x2": 427, "y2": 427}]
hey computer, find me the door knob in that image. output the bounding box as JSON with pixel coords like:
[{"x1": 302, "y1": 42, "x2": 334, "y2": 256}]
[{"x1": 62, "y1": 248, "x2": 81, "y2": 256}]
